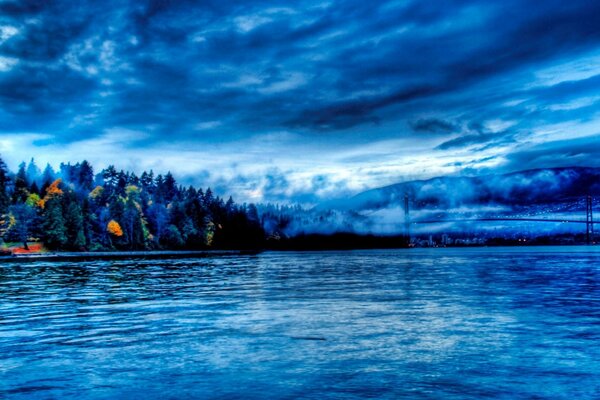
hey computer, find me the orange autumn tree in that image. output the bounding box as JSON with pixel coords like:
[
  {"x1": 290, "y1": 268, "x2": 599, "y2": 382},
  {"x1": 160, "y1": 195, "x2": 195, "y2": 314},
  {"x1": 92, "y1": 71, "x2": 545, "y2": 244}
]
[
  {"x1": 107, "y1": 220, "x2": 123, "y2": 237},
  {"x1": 38, "y1": 179, "x2": 64, "y2": 208}
]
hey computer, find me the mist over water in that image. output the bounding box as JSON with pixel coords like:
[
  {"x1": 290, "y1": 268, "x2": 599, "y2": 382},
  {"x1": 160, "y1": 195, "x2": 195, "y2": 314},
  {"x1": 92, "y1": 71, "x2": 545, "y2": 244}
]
[
  {"x1": 1, "y1": 248, "x2": 600, "y2": 399},
  {"x1": 263, "y1": 167, "x2": 600, "y2": 237}
]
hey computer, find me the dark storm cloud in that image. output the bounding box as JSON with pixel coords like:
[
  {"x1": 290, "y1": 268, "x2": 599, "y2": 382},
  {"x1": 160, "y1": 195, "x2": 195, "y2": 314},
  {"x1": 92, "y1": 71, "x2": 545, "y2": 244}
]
[
  {"x1": 410, "y1": 118, "x2": 457, "y2": 134},
  {"x1": 2, "y1": 0, "x2": 600, "y2": 139}
]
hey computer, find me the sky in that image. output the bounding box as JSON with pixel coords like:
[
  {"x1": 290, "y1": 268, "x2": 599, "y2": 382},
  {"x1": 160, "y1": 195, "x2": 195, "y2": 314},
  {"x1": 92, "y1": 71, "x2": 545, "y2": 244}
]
[{"x1": 1, "y1": 0, "x2": 600, "y2": 204}]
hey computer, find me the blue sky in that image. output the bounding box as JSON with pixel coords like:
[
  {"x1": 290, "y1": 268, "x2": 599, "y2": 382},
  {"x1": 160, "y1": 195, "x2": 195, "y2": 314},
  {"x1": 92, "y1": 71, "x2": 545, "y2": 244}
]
[{"x1": 1, "y1": 0, "x2": 600, "y2": 203}]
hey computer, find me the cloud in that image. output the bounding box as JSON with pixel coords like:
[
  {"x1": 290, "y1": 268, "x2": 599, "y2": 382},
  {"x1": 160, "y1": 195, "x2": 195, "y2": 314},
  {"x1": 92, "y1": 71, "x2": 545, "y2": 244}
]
[
  {"x1": 503, "y1": 135, "x2": 600, "y2": 172},
  {"x1": 0, "y1": 25, "x2": 18, "y2": 43},
  {"x1": 1, "y1": 0, "x2": 600, "y2": 201},
  {"x1": 0, "y1": 55, "x2": 18, "y2": 71},
  {"x1": 410, "y1": 118, "x2": 457, "y2": 134}
]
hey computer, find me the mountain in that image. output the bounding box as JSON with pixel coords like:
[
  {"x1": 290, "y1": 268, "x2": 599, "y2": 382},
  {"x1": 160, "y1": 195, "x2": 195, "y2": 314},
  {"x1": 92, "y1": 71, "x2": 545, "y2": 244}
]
[
  {"x1": 263, "y1": 167, "x2": 600, "y2": 238},
  {"x1": 322, "y1": 167, "x2": 600, "y2": 212}
]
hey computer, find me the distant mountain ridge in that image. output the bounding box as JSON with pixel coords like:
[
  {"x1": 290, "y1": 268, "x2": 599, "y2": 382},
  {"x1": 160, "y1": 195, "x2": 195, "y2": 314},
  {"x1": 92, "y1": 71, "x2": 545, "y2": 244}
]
[{"x1": 323, "y1": 167, "x2": 600, "y2": 211}]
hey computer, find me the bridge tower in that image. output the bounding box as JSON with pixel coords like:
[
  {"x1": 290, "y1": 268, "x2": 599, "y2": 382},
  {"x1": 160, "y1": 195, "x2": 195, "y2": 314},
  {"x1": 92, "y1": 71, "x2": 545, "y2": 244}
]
[
  {"x1": 404, "y1": 193, "x2": 411, "y2": 243},
  {"x1": 587, "y1": 196, "x2": 594, "y2": 244}
]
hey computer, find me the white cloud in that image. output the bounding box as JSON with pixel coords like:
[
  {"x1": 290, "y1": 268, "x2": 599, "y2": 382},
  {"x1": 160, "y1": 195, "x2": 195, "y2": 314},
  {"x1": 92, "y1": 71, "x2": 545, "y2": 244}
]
[
  {"x1": 257, "y1": 72, "x2": 307, "y2": 94},
  {"x1": 234, "y1": 15, "x2": 272, "y2": 32},
  {"x1": 532, "y1": 50, "x2": 600, "y2": 87},
  {"x1": 0, "y1": 25, "x2": 18, "y2": 43},
  {"x1": 0, "y1": 56, "x2": 18, "y2": 72},
  {"x1": 195, "y1": 121, "x2": 222, "y2": 130},
  {"x1": 485, "y1": 119, "x2": 516, "y2": 133},
  {"x1": 548, "y1": 96, "x2": 600, "y2": 111},
  {"x1": 233, "y1": 8, "x2": 296, "y2": 33},
  {"x1": 62, "y1": 37, "x2": 124, "y2": 76}
]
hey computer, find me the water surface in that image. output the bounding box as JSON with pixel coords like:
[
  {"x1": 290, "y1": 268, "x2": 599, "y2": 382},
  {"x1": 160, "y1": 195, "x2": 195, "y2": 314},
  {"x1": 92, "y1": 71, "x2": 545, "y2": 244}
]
[{"x1": 1, "y1": 247, "x2": 600, "y2": 399}]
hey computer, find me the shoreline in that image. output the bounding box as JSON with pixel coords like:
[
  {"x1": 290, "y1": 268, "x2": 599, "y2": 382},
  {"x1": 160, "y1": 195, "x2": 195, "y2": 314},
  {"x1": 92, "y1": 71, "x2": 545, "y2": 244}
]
[
  {"x1": 2, "y1": 244, "x2": 599, "y2": 263},
  {"x1": 0, "y1": 250, "x2": 262, "y2": 263}
]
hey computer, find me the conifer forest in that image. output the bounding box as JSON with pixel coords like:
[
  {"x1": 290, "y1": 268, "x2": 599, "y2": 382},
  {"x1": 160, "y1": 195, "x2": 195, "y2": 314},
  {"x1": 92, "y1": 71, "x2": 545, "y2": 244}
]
[{"x1": 0, "y1": 157, "x2": 264, "y2": 251}]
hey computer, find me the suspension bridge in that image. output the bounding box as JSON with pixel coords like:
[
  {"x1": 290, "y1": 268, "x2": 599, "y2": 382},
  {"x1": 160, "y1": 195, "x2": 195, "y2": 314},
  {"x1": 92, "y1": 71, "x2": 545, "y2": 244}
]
[{"x1": 404, "y1": 195, "x2": 596, "y2": 244}]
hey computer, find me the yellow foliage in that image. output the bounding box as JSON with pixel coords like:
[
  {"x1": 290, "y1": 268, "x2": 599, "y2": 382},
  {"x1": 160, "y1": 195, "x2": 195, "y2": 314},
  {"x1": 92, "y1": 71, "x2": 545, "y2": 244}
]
[
  {"x1": 26, "y1": 193, "x2": 41, "y2": 208},
  {"x1": 107, "y1": 220, "x2": 124, "y2": 237},
  {"x1": 89, "y1": 186, "x2": 104, "y2": 199},
  {"x1": 205, "y1": 221, "x2": 215, "y2": 246},
  {"x1": 126, "y1": 185, "x2": 140, "y2": 196}
]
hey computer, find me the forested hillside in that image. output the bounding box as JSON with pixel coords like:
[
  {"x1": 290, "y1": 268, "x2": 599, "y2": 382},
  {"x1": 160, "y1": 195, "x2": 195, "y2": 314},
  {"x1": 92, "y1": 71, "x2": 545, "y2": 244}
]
[{"x1": 0, "y1": 157, "x2": 264, "y2": 251}]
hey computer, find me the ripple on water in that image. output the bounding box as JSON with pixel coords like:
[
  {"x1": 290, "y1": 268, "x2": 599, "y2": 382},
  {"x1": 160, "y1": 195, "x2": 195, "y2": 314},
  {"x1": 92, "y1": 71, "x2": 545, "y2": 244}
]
[{"x1": 1, "y1": 247, "x2": 600, "y2": 399}]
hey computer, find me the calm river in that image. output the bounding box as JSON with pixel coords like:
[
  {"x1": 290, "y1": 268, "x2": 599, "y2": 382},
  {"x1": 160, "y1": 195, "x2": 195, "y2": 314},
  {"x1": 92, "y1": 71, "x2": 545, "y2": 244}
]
[{"x1": 1, "y1": 247, "x2": 599, "y2": 399}]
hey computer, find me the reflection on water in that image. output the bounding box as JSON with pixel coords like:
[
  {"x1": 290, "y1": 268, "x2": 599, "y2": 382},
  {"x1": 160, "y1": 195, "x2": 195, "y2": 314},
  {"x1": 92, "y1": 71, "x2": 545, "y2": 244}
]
[{"x1": 1, "y1": 247, "x2": 600, "y2": 399}]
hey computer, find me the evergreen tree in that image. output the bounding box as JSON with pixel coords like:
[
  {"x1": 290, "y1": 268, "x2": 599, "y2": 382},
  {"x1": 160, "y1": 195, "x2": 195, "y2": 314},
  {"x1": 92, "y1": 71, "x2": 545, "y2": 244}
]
[
  {"x1": 12, "y1": 162, "x2": 29, "y2": 204},
  {"x1": 163, "y1": 172, "x2": 178, "y2": 202},
  {"x1": 0, "y1": 156, "x2": 10, "y2": 215},
  {"x1": 154, "y1": 174, "x2": 165, "y2": 203},
  {"x1": 0, "y1": 159, "x2": 266, "y2": 251},
  {"x1": 102, "y1": 165, "x2": 119, "y2": 188},
  {"x1": 40, "y1": 164, "x2": 55, "y2": 194},
  {"x1": 78, "y1": 160, "x2": 94, "y2": 192},
  {"x1": 63, "y1": 192, "x2": 86, "y2": 250},
  {"x1": 26, "y1": 158, "x2": 41, "y2": 188},
  {"x1": 122, "y1": 186, "x2": 146, "y2": 249},
  {"x1": 7, "y1": 204, "x2": 37, "y2": 249},
  {"x1": 147, "y1": 203, "x2": 169, "y2": 246},
  {"x1": 44, "y1": 197, "x2": 67, "y2": 249},
  {"x1": 30, "y1": 181, "x2": 40, "y2": 195},
  {"x1": 203, "y1": 188, "x2": 214, "y2": 206},
  {"x1": 225, "y1": 196, "x2": 235, "y2": 217},
  {"x1": 140, "y1": 170, "x2": 155, "y2": 192},
  {"x1": 116, "y1": 170, "x2": 127, "y2": 197},
  {"x1": 60, "y1": 162, "x2": 75, "y2": 183},
  {"x1": 163, "y1": 224, "x2": 184, "y2": 248}
]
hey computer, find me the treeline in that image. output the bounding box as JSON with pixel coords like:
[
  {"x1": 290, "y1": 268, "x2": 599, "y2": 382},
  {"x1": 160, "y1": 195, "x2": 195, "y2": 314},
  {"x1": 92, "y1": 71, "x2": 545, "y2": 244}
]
[{"x1": 0, "y1": 157, "x2": 264, "y2": 251}]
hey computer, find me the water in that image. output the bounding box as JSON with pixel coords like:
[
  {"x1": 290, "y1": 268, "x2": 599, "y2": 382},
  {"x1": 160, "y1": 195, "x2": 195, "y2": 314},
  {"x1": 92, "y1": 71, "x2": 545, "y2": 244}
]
[{"x1": 1, "y1": 247, "x2": 600, "y2": 399}]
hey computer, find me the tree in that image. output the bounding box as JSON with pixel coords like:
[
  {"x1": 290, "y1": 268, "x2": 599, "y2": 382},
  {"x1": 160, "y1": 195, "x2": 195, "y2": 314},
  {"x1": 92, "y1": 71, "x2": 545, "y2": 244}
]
[
  {"x1": 40, "y1": 179, "x2": 67, "y2": 250},
  {"x1": 40, "y1": 163, "x2": 56, "y2": 194},
  {"x1": 102, "y1": 165, "x2": 119, "y2": 189},
  {"x1": 38, "y1": 179, "x2": 63, "y2": 209},
  {"x1": 203, "y1": 188, "x2": 214, "y2": 207},
  {"x1": 163, "y1": 172, "x2": 178, "y2": 202},
  {"x1": 147, "y1": 203, "x2": 169, "y2": 246},
  {"x1": 43, "y1": 197, "x2": 67, "y2": 249},
  {"x1": 12, "y1": 162, "x2": 29, "y2": 204},
  {"x1": 8, "y1": 204, "x2": 37, "y2": 249},
  {"x1": 89, "y1": 186, "x2": 105, "y2": 202},
  {"x1": 107, "y1": 220, "x2": 123, "y2": 237},
  {"x1": 122, "y1": 186, "x2": 146, "y2": 249},
  {"x1": 63, "y1": 192, "x2": 86, "y2": 250},
  {"x1": 163, "y1": 224, "x2": 184, "y2": 248},
  {"x1": 0, "y1": 156, "x2": 10, "y2": 214},
  {"x1": 25, "y1": 193, "x2": 41, "y2": 208},
  {"x1": 30, "y1": 181, "x2": 40, "y2": 195},
  {"x1": 154, "y1": 174, "x2": 165, "y2": 203},
  {"x1": 0, "y1": 158, "x2": 265, "y2": 252},
  {"x1": 225, "y1": 196, "x2": 235, "y2": 216},
  {"x1": 26, "y1": 158, "x2": 41, "y2": 188},
  {"x1": 78, "y1": 160, "x2": 94, "y2": 191}
]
